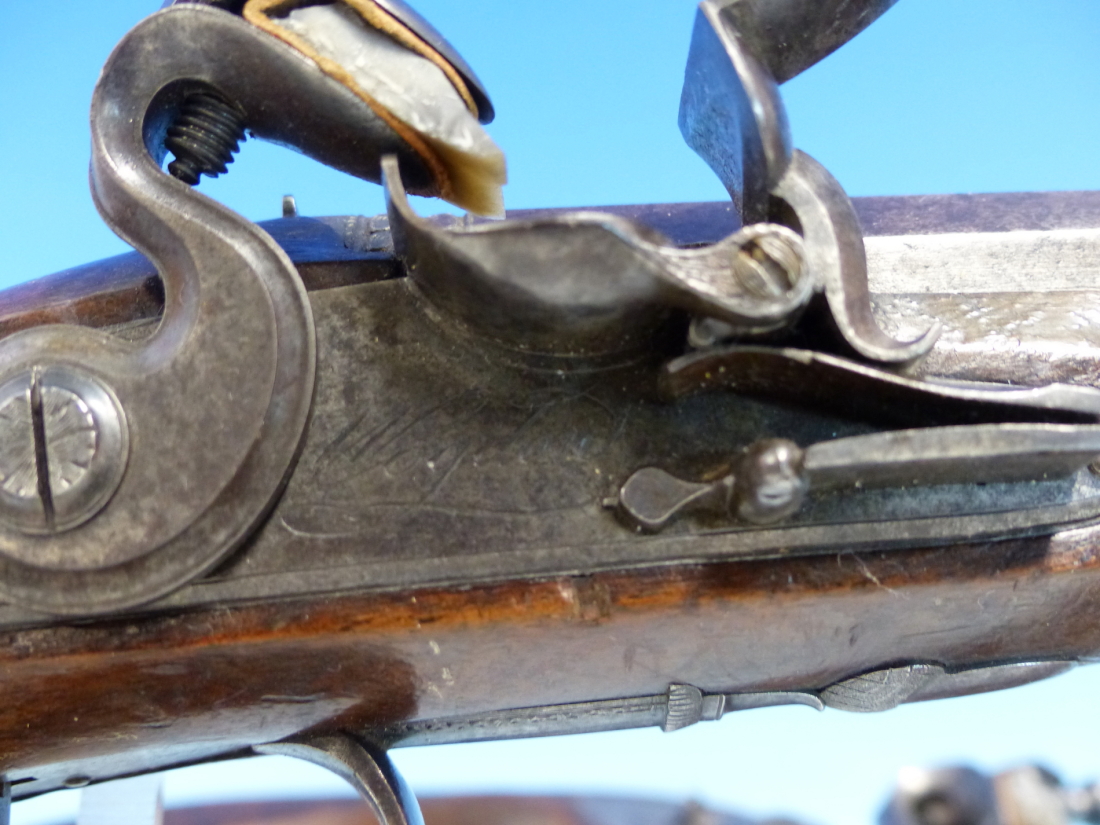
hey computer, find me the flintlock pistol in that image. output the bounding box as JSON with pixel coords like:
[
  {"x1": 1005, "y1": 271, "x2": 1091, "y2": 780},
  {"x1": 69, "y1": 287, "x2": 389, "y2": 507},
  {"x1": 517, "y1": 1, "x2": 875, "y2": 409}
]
[{"x1": 2, "y1": 1, "x2": 1100, "y2": 822}]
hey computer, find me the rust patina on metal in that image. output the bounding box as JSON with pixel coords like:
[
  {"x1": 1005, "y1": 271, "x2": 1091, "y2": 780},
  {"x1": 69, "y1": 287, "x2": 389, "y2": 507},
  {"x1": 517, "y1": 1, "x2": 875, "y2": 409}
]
[
  {"x1": 2, "y1": 187, "x2": 1100, "y2": 800},
  {"x1": 2, "y1": 0, "x2": 1100, "y2": 822}
]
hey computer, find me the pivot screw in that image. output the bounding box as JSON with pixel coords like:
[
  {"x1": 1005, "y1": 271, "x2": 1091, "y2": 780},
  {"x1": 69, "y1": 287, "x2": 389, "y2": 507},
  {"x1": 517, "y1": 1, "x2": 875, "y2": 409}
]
[
  {"x1": 733, "y1": 438, "x2": 807, "y2": 525},
  {"x1": 0, "y1": 367, "x2": 128, "y2": 535},
  {"x1": 731, "y1": 225, "x2": 804, "y2": 299}
]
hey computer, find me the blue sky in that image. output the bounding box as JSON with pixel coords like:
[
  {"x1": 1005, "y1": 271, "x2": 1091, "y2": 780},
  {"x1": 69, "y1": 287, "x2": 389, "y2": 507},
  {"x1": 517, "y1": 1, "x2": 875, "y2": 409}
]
[
  {"x1": 4, "y1": 1, "x2": 1100, "y2": 284},
  {"x1": 3, "y1": 2, "x2": 1100, "y2": 825}
]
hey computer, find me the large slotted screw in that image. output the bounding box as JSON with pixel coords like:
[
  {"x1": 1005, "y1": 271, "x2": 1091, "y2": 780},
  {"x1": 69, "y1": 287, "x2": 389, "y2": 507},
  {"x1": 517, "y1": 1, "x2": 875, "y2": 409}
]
[{"x1": 0, "y1": 367, "x2": 128, "y2": 535}]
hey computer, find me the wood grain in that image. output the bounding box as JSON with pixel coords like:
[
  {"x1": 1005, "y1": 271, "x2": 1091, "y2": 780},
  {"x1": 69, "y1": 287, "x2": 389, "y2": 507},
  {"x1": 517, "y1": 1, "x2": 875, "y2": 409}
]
[{"x1": 2, "y1": 523, "x2": 1099, "y2": 796}]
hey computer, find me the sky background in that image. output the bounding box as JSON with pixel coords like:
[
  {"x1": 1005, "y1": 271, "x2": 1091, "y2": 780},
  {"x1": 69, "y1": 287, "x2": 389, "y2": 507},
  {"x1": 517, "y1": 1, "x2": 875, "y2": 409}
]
[{"x1": 3, "y1": 2, "x2": 1100, "y2": 824}]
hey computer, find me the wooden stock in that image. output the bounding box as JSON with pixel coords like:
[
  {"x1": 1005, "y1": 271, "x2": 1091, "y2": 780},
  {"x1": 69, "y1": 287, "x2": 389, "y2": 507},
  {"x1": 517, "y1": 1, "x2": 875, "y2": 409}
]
[{"x1": 1, "y1": 527, "x2": 1098, "y2": 794}]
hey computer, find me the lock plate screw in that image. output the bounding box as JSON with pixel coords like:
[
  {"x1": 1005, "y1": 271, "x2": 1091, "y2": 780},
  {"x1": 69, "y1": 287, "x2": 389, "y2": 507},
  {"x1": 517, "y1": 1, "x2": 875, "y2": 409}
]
[{"x1": 0, "y1": 367, "x2": 128, "y2": 535}]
